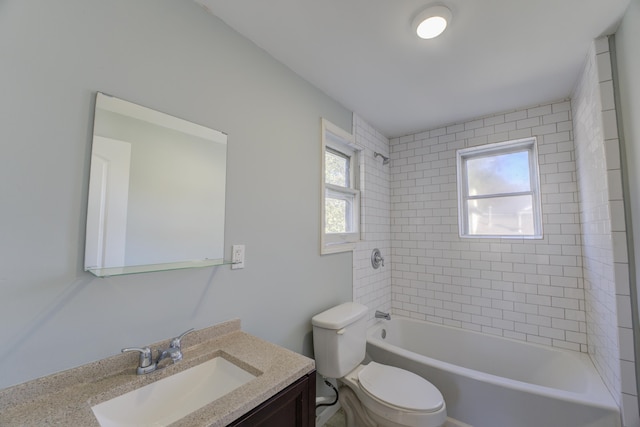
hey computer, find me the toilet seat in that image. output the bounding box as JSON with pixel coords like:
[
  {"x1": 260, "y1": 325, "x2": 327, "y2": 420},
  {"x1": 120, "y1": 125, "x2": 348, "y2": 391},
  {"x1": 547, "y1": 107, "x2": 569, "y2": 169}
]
[{"x1": 357, "y1": 362, "x2": 444, "y2": 413}]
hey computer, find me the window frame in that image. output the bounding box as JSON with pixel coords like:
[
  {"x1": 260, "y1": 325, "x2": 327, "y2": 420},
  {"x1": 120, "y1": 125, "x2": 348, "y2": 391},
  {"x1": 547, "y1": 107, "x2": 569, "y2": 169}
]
[
  {"x1": 456, "y1": 137, "x2": 543, "y2": 239},
  {"x1": 321, "y1": 118, "x2": 362, "y2": 254}
]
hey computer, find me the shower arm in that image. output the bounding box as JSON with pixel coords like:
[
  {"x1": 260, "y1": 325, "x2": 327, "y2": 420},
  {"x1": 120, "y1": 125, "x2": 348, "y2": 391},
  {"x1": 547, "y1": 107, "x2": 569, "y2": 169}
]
[{"x1": 374, "y1": 152, "x2": 390, "y2": 165}]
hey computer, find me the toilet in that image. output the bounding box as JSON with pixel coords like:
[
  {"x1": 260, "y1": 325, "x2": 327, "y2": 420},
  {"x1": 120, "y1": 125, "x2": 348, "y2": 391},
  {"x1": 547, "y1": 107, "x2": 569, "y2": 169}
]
[{"x1": 312, "y1": 303, "x2": 446, "y2": 427}]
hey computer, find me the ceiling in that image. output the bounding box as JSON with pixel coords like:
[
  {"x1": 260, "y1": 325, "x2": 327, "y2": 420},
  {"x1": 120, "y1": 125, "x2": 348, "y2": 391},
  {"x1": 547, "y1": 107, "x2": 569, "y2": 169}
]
[{"x1": 196, "y1": 0, "x2": 631, "y2": 138}]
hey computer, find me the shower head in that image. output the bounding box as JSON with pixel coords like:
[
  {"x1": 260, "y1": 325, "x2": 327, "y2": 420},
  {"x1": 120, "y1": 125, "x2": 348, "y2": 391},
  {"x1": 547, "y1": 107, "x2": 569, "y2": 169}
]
[{"x1": 374, "y1": 152, "x2": 390, "y2": 165}]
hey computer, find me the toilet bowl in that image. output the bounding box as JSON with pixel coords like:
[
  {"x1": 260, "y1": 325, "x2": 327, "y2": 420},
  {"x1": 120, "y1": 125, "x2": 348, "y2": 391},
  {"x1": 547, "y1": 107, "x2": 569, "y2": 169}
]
[
  {"x1": 311, "y1": 302, "x2": 446, "y2": 427},
  {"x1": 340, "y1": 362, "x2": 447, "y2": 427}
]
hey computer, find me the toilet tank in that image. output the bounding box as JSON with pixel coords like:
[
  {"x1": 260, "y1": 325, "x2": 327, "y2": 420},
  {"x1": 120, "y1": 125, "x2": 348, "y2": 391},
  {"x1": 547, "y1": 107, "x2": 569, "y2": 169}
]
[{"x1": 311, "y1": 302, "x2": 368, "y2": 378}]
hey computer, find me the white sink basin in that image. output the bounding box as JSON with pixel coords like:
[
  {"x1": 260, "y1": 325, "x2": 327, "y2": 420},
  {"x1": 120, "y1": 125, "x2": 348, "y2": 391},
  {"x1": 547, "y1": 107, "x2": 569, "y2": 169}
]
[{"x1": 92, "y1": 357, "x2": 256, "y2": 427}]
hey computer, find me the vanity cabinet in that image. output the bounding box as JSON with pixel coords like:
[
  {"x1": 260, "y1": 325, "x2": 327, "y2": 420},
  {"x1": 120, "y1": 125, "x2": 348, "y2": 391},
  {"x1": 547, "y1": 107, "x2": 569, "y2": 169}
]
[
  {"x1": 228, "y1": 371, "x2": 316, "y2": 427},
  {"x1": 0, "y1": 321, "x2": 317, "y2": 427}
]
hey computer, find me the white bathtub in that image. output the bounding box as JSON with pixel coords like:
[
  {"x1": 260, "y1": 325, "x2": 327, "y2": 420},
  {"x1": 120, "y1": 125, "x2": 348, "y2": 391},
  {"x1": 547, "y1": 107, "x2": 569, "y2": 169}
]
[{"x1": 366, "y1": 317, "x2": 620, "y2": 427}]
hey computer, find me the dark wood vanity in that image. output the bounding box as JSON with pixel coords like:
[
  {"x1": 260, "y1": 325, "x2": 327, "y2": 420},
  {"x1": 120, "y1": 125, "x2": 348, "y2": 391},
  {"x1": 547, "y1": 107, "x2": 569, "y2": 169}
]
[{"x1": 229, "y1": 371, "x2": 316, "y2": 427}]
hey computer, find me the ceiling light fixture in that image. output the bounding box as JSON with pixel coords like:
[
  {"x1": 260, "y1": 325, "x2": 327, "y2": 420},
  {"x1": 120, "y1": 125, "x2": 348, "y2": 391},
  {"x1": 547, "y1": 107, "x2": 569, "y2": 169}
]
[{"x1": 413, "y1": 5, "x2": 452, "y2": 39}]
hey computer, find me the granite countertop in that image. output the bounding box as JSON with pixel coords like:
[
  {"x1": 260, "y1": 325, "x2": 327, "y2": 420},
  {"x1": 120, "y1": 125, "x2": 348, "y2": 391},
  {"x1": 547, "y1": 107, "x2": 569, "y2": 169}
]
[{"x1": 0, "y1": 319, "x2": 316, "y2": 427}]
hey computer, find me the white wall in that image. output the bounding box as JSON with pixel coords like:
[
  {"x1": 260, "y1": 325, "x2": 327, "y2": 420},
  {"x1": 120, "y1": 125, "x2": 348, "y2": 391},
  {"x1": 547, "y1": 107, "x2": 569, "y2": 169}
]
[
  {"x1": 389, "y1": 100, "x2": 588, "y2": 351},
  {"x1": 0, "y1": 0, "x2": 353, "y2": 389},
  {"x1": 572, "y1": 36, "x2": 637, "y2": 424},
  {"x1": 615, "y1": 0, "x2": 640, "y2": 423},
  {"x1": 353, "y1": 114, "x2": 392, "y2": 324}
]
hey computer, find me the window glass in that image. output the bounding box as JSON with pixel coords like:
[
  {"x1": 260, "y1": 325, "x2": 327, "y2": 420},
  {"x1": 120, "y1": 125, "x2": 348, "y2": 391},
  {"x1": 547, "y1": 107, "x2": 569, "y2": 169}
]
[
  {"x1": 325, "y1": 187, "x2": 356, "y2": 234},
  {"x1": 467, "y1": 195, "x2": 535, "y2": 236},
  {"x1": 466, "y1": 151, "x2": 531, "y2": 196},
  {"x1": 325, "y1": 148, "x2": 350, "y2": 187},
  {"x1": 457, "y1": 138, "x2": 542, "y2": 239}
]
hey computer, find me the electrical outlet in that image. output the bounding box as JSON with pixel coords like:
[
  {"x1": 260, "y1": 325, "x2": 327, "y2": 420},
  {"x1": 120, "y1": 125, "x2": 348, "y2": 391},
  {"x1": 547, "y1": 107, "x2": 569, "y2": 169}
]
[{"x1": 231, "y1": 244, "x2": 245, "y2": 269}]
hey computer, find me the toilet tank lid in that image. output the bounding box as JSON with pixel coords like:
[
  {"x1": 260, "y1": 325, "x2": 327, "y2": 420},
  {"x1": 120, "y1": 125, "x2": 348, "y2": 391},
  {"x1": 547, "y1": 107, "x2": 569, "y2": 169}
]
[{"x1": 312, "y1": 302, "x2": 368, "y2": 329}]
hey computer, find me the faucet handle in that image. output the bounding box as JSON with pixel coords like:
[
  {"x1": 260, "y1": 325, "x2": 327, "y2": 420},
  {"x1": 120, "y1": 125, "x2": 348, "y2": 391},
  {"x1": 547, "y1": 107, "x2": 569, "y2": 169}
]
[
  {"x1": 122, "y1": 346, "x2": 153, "y2": 367},
  {"x1": 371, "y1": 248, "x2": 385, "y2": 269},
  {"x1": 170, "y1": 328, "x2": 195, "y2": 349},
  {"x1": 122, "y1": 347, "x2": 157, "y2": 374}
]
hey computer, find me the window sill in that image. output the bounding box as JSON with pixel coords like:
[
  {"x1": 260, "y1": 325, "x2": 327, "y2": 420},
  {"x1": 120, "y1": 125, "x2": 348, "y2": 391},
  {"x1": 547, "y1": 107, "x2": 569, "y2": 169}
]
[
  {"x1": 321, "y1": 242, "x2": 356, "y2": 255},
  {"x1": 459, "y1": 234, "x2": 544, "y2": 240}
]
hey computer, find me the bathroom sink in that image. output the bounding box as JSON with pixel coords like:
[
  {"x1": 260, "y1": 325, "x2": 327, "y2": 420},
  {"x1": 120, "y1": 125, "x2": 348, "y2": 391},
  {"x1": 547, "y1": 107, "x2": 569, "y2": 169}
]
[{"x1": 91, "y1": 356, "x2": 256, "y2": 427}]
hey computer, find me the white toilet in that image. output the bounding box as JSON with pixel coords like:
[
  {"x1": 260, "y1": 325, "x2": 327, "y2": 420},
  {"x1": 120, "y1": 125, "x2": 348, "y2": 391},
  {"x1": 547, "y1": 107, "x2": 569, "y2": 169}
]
[{"x1": 312, "y1": 302, "x2": 446, "y2": 427}]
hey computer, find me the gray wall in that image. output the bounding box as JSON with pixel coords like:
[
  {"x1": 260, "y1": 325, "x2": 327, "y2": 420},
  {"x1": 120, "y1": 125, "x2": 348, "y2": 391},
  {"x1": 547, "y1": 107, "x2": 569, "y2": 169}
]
[{"x1": 0, "y1": 0, "x2": 353, "y2": 389}]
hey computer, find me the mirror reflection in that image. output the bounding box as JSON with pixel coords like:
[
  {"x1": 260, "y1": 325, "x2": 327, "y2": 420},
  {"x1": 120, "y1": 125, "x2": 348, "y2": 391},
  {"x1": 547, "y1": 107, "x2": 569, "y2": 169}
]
[{"x1": 85, "y1": 93, "x2": 227, "y2": 276}]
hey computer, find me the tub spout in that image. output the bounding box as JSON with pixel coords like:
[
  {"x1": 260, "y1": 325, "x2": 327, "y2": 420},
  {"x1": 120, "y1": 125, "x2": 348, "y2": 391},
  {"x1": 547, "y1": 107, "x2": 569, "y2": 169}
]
[{"x1": 375, "y1": 310, "x2": 391, "y2": 320}]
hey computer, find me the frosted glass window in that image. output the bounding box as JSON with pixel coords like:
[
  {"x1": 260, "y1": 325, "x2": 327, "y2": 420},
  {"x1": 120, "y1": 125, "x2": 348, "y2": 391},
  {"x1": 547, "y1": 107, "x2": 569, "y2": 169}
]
[{"x1": 457, "y1": 138, "x2": 543, "y2": 238}]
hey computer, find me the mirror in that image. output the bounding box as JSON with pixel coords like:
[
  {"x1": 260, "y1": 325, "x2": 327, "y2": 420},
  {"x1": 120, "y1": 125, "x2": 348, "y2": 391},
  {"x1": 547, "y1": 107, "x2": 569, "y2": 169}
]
[{"x1": 85, "y1": 93, "x2": 227, "y2": 276}]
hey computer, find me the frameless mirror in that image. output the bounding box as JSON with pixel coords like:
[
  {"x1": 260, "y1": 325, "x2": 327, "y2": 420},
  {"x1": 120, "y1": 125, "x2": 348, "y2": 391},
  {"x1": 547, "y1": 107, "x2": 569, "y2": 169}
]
[{"x1": 85, "y1": 92, "x2": 227, "y2": 276}]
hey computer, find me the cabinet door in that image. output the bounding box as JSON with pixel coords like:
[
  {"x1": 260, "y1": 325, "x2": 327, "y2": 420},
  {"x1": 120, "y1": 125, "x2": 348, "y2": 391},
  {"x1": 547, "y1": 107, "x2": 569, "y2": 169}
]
[{"x1": 229, "y1": 373, "x2": 315, "y2": 427}]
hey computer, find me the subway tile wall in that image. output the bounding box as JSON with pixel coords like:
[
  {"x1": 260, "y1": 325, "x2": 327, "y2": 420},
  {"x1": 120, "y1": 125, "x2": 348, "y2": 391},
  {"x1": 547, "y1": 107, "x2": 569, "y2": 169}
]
[
  {"x1": 388, "y1": 99, "x2": 589, "y2": 352},
  {"x1": 572, "y1": 37, "x2": 637, "y2": 424},
  {"x1": 353, "y1": 114, "x2": 392, "y2": 326}
]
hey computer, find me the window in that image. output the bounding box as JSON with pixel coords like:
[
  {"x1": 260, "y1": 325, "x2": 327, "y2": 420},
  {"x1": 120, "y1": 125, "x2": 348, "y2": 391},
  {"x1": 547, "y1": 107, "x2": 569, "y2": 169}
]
[
  {"x1": 321, "y1": 118, "x2": 361, "y2": 254},
  {"x1": 457, "y1": 137, "x2": 543, "y2": 238}
]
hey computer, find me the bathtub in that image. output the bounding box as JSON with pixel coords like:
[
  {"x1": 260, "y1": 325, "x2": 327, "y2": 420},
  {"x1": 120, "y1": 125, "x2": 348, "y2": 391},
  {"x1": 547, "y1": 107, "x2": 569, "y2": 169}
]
[{"x1": 366, "y1": 317, "x2": 620, "y2": 427}]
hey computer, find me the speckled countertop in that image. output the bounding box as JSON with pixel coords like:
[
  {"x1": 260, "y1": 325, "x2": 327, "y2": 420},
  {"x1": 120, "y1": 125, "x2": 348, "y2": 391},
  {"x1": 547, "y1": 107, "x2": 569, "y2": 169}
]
[{"x1": 0, "y1": 319, "x2": 315, "y2": 426}]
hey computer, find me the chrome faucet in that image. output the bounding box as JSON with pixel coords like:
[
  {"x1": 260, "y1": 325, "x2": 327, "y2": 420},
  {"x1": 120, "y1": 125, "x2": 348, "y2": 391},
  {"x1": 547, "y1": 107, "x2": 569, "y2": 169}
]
[
  {"x1": 122, "y1": 328, "x2": 195, "y2": 375},
  {"x1": 157, "y1": 328, "x2": 194, "y2": 365},
  {"x1": 375, "y1": 310, "x2": 391, "y2": 320},
  {"x1": 121, "y1": 346, "x2": 156, "y2": 375}
]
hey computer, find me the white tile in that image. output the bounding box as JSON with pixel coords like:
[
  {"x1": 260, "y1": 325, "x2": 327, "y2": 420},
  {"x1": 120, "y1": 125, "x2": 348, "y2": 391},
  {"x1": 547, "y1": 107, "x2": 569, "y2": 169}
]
[
  {"x1": 619, "y1": 327, "x2": 636, "y2": 361},
  {"x1": 553, "y1": 340, "x2": 581, "y2": 351},
  {"x1": 447, "y1": 123, "x2": 464, "y2": 134},
  {"x1": 532, "y1": 123, "x2": 557, "y2": 135},
  {"x1": 517, "y1": 117, "x2": 541, "y2": 129},
  {"x1": 495, "y1": 121, "x2": 516, "y2": 133},
  {"x1": 609, "y1": 201, "x2": 626, "y2": 232},
  {"x1": 552, "y1": 100, "x2": 572, "y2": 113},
  {"x1": 543, "y1": 111, "x2": 570, "y2": 124},
  {"x1": 465, "y1": 119, "x2": 484, "y2": 130},
  {"x1": 528, "y1": 105, "x2": 552, "y2": 117},
  {"x1": 505, "y1": 110, "x2": 527, "y2": 122},
  {"x1": 621, "y1": 393, "x2": 640, "y2": 427},
  {"x1": 612, "y1": 231, "x2": 629, "y2": 263},
  {"x1": 615, "y1": 263, "x2": 631, "y2": 296},
  {"x1": 608, "y1": 170, "x2": 624, "y2": 200},
  {"x1": 539, "y1": 326, "x2": 565, "y2": 340},
  {"x1": 602, "y1": 109, "x2": 619, "y2": 140},
  {"x1": 604, "y1": 138, "x2": 621, "y2": 170},
  {"x1": 594, "y1": 37, "x2": 610, "y2": 55},
  {"x1": 528, "y1": 335, "x2": 552, "y2": 346},
  {"x1": 617, "y1": 295, "x2": 633, "y2": 328},
  {"x1": 596, "y1": 51, "x2": 613, "y2": 82},
  {"x1": 599, "y1": 80, "x2": 616, "y2": 111},
  {"x1": 484, "y1": 115, "x2": 505, "y2": 126}
]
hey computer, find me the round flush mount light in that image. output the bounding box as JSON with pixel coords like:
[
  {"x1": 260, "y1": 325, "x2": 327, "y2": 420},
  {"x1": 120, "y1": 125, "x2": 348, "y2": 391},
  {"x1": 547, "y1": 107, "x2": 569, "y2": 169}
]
[{"x1": 412, "y1": 5, "x2": 452, "y2": 39}]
